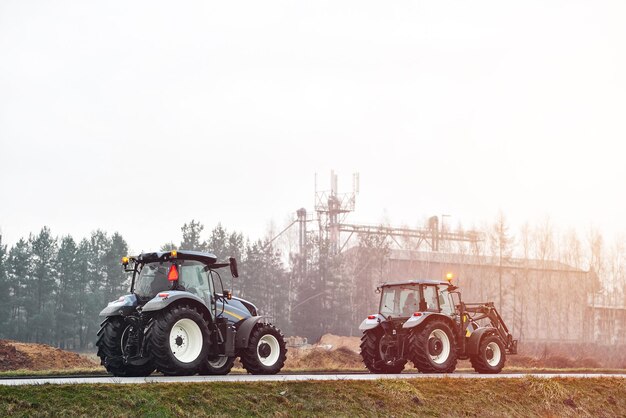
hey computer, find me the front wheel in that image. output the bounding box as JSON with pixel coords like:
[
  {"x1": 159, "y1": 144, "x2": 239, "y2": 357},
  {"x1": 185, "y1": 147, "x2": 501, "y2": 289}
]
[
  {"x1": 239, "y1": 323, "x2": 287, "y2": 375},
  {"x1": 470, "y1": 334, "x2": 506, "y2": 374},
  {"x1": 199, "y1": 356, "x2": 236, "y2": 375},
  {"x1": 408, "y1": 318, "x2": 457, "y2": 373},
  {"x1": 145, "y1": 304, "x2": 210, "y2": 376}
]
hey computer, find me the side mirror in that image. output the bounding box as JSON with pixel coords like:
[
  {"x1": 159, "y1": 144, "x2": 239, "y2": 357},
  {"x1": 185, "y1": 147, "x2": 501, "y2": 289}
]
[
  {"x1": 223, "y1": 290, "x2": 232, "y2": 300},
  {"x1": 229, "y1": 257, "x2": 239, "y2": 278}
]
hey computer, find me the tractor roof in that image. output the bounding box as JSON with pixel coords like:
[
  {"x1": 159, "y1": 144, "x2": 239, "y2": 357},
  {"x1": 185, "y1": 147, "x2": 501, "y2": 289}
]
[
  {"x1": 380, "y1": 279, "x2": 449, "y2": 287},
  {"x1": 135, "y1": 250, "x2": 218, "y2": 265}
]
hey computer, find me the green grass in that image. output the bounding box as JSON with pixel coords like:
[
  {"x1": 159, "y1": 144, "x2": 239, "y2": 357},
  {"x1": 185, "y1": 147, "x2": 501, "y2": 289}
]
[{"x1": 0, "y1": 377, "x2": 625, "y2": 417}]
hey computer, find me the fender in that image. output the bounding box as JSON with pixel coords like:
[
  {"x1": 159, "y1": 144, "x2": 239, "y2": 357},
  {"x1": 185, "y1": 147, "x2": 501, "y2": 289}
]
[
  {"x1": 402, "y1": 312, "x2": 454, "y2": 330},
  {"x1": 358, "y1": 314, "x2": 385, "y2": 331},
  {"x1": 466, "y1": 326, "x2": 498, "y2": 355},
  {"x1": 99, "y1": 294, "x2": 137, "y2": 317},
  {"x1": 235, "y1": 316, "x2": 268, "y2": 349},
  {"x1": 141, "y1": 291, "x2": 212, "y2": 321}
]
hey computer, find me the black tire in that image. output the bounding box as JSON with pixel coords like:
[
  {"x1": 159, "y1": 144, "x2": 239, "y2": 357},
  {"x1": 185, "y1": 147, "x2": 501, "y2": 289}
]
[
  {"x1": 145, "y1": 304, "x2": 210, "y2": 376},
  {"x1": 408, "y1": 318, "x2": 457, "y2": 373},
  {"x1": 199, "y1": 356, "x2": 236, "y2": 375},
  {"x1": 239, "y1": 323, "x2": 287, "y2": 375},
  {"x1": 360, "y1": 327, "x2": 407, "y2": 374},
  {"x1": 470, "y1": 334, "x2": 506, "y2": 374},
  {"x1": 96, "y1": 316, "x2": 155, "y2": 377}
]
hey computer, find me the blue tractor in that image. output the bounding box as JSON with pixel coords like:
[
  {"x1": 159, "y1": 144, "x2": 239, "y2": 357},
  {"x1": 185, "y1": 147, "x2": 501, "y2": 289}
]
[
  {"x1": 359, "y1": 278, "x2": 517, "y2": 374},
  {"x1": 96, "y1": 250, "x2": 287, "y2": 376}
]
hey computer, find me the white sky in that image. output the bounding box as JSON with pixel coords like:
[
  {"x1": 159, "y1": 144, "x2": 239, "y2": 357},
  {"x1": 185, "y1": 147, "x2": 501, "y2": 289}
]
[{"x1": 1, "y1": 1, "x2": 625, "y2": 253}]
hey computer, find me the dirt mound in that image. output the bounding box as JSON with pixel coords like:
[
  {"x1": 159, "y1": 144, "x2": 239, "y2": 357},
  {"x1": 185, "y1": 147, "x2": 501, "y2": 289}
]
[
  {"x1": 0, "y1": 340, "x2": 33, "y2": 371},
  {"x1": 317, "y1": 334, "x2": 361, "y2": 353},
  {"x1": 286, "y1": 346, "x2": 364, "y2": 370},
  {"x1": 0, "y1": 340, "x2": 98, "y2": 371}
]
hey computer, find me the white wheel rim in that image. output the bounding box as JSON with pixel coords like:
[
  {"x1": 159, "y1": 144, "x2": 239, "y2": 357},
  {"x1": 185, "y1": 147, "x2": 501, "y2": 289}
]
[
  {"x1": 169, "y1": 318, "x2": 203, "y2": 363},
  {"x1": 257, "y1": 334, "x2": 280, "y2": 367},
  {"x1": 208, "y1": 357, "x2": 228, "y2": 368},
  {"x1": 428, "y1": 329, "x2": 451, "y2": 365},
  {"x1": 486, "y1": 341, "x2": 501, "y2": 366}
]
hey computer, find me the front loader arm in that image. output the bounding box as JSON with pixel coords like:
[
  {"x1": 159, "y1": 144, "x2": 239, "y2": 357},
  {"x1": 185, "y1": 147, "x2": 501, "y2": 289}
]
[{"x1": 462, "y1": 302, "x2": 518, "y2": 354}]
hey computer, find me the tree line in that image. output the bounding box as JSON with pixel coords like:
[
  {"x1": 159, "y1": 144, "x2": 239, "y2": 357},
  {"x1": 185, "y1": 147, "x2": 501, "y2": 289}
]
[
  {"x1": 0, "y1": 215, "x2": 624, "y2": 349},
  {"x1": 0, "y1": 222, "x2": 292, "y2": 349}
]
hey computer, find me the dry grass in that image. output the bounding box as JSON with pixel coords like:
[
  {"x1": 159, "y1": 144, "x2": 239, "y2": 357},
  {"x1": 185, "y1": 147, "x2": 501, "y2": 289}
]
[
  {"x1": 285, "y1": 347, "x2": 364, "y2": 370},
  {"x1": 3, "y1": 347, "x2": 626, "y2": 378},
  {"x1": 1, "y1": 377, "x2": 625, "y2": 417}
]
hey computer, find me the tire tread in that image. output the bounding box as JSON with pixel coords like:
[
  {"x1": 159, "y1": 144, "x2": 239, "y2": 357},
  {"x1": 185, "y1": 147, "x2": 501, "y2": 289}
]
[
  {"x1": 408, "y1": 318, "x2": 457, "y2": 373},
  {"x1": 239, "y1": 323, "x2": 287, "y2": 375}
]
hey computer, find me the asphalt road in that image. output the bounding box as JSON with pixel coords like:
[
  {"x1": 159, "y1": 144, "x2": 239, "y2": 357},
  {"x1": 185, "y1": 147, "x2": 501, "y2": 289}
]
[{"x1": 2, "y1": 373, "x2": 626, "y2": 386}]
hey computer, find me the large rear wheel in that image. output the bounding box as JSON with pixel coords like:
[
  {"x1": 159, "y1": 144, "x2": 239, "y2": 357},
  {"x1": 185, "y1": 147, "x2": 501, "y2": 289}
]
[
  {"x1": 199, "y1": 356, "x2": 236, "y2": 375},
  {"x1": 408, "y1": 318, "x2": 457, "y2": 373},
  {"x1": 145, "y1": 304, "x2": 210, "y2": 376},
  {"x1": 96, "y1": 317, "x2": 155, "y2": 377},
  {"x1": 360, "y1": 327, "x2": 407, "y2": 374}
]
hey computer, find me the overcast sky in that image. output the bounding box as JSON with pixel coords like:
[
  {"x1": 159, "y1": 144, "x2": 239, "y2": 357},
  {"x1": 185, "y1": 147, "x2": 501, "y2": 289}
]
[{"x1": 1, "y1": 1, "x2": 625, "y2": 253}]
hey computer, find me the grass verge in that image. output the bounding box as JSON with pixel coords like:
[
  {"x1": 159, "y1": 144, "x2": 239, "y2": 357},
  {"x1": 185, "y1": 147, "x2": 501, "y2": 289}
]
[
  {"x1": 0, "y1": 377, "x2": 625, "y2": 417},
  {"x1": 2, "y1": 365, "x2": 626, "y2": 378},
  {"x1": 0, "y1": 366, "x2": 626, "y2": 379}
]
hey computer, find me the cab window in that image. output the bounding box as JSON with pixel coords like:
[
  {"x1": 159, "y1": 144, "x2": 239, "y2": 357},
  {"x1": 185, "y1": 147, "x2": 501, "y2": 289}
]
[
  {"x1": 421, "y1": 285, "x2": 439, "y2": 312},
  {"x1": 179, "y1": 261, "x2": 212, "y2": 300},
  {"x1": 438, "y1": 286, "x2": 455, "y2": 315}
]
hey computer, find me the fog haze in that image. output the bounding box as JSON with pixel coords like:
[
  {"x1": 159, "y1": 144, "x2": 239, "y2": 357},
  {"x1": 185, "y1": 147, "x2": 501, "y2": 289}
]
[{"x1": 1, "y1": 0, "x2": 625, "y2": 251}]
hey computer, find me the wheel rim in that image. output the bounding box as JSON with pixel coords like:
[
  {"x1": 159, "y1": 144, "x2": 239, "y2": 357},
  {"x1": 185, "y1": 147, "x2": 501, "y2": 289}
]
[
  {"x1": 486, "y1": 341, "x2": 501, "y2": 366},
  {"x1": 169, "y1": 318, "x2": 203, "y2": 363},
  {"x1": 257, "y1": 334, "x2": 280, "y2": 366},
  {"x1": 120, "y1": 325, "x2": 131, "y2": 356},
  {"x1": 208, "y1": 357, "x2": 228, "y2": 368},
  {"x1": 378, "y1": 335, "x2": 396, "y2": 365},
  {"x1": 428, "y1": 329, "x2": 451, "y2": 364}
]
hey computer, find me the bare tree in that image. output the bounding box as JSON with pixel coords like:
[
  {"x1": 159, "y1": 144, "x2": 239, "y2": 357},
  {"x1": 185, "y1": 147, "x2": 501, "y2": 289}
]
[{"x1": 489, "y1": 211, "x2": 513, "y2": 310}]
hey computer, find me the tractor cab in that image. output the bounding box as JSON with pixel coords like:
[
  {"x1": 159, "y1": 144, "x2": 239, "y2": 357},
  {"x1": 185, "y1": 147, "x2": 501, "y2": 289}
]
[
  {"x1": 132, "y1": 257, "x2": 226, "y2": 309},
  {"x1": 124, "y1": 250, "x2": 237, "y2": 304},
  {"x1": 377, "y1": 280, "x2": 455, "y2": 319}
]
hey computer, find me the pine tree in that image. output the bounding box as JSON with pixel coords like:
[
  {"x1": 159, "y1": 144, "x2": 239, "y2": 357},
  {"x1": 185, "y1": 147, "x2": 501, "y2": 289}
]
[
  {"x1": 29, "y1": 227, "x2": 59, "y2": 344},
  {"x1": 84, "y1": 231, "x2": 111, "y2": 347},
  {"x1": 7, "y1": 239, "x2": 31, "y2": 341},
  {"x1": 103, "y1": 232, "x2": 129, "y2": 304},
  {"x1": 0, "y1": 235, "x2": 9, "y2": 337},
  {"x1": 56, "y1": 236, "x2": 80, "y2": 348},
  {"x1": 180, "y1": 220, "x2": 206, "y2": 251},
  {"x1": 160, "y1": 242, "x2": 178, "y2": 252},
  {"x1": 206, "y1": 223, "x2": 227, "y2": 256},
  {"x1": 75, "y1": 238, "x2": 92, "y2": 349}
]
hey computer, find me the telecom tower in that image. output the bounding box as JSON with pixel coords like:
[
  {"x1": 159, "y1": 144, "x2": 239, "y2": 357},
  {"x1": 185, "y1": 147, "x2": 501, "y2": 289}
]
[
  {"x1": 309, "y1": 171, "x2": 482, "y2": 256},
  {"x1": 314, "y1": 171, "x2": 359, "y2": 254}
]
